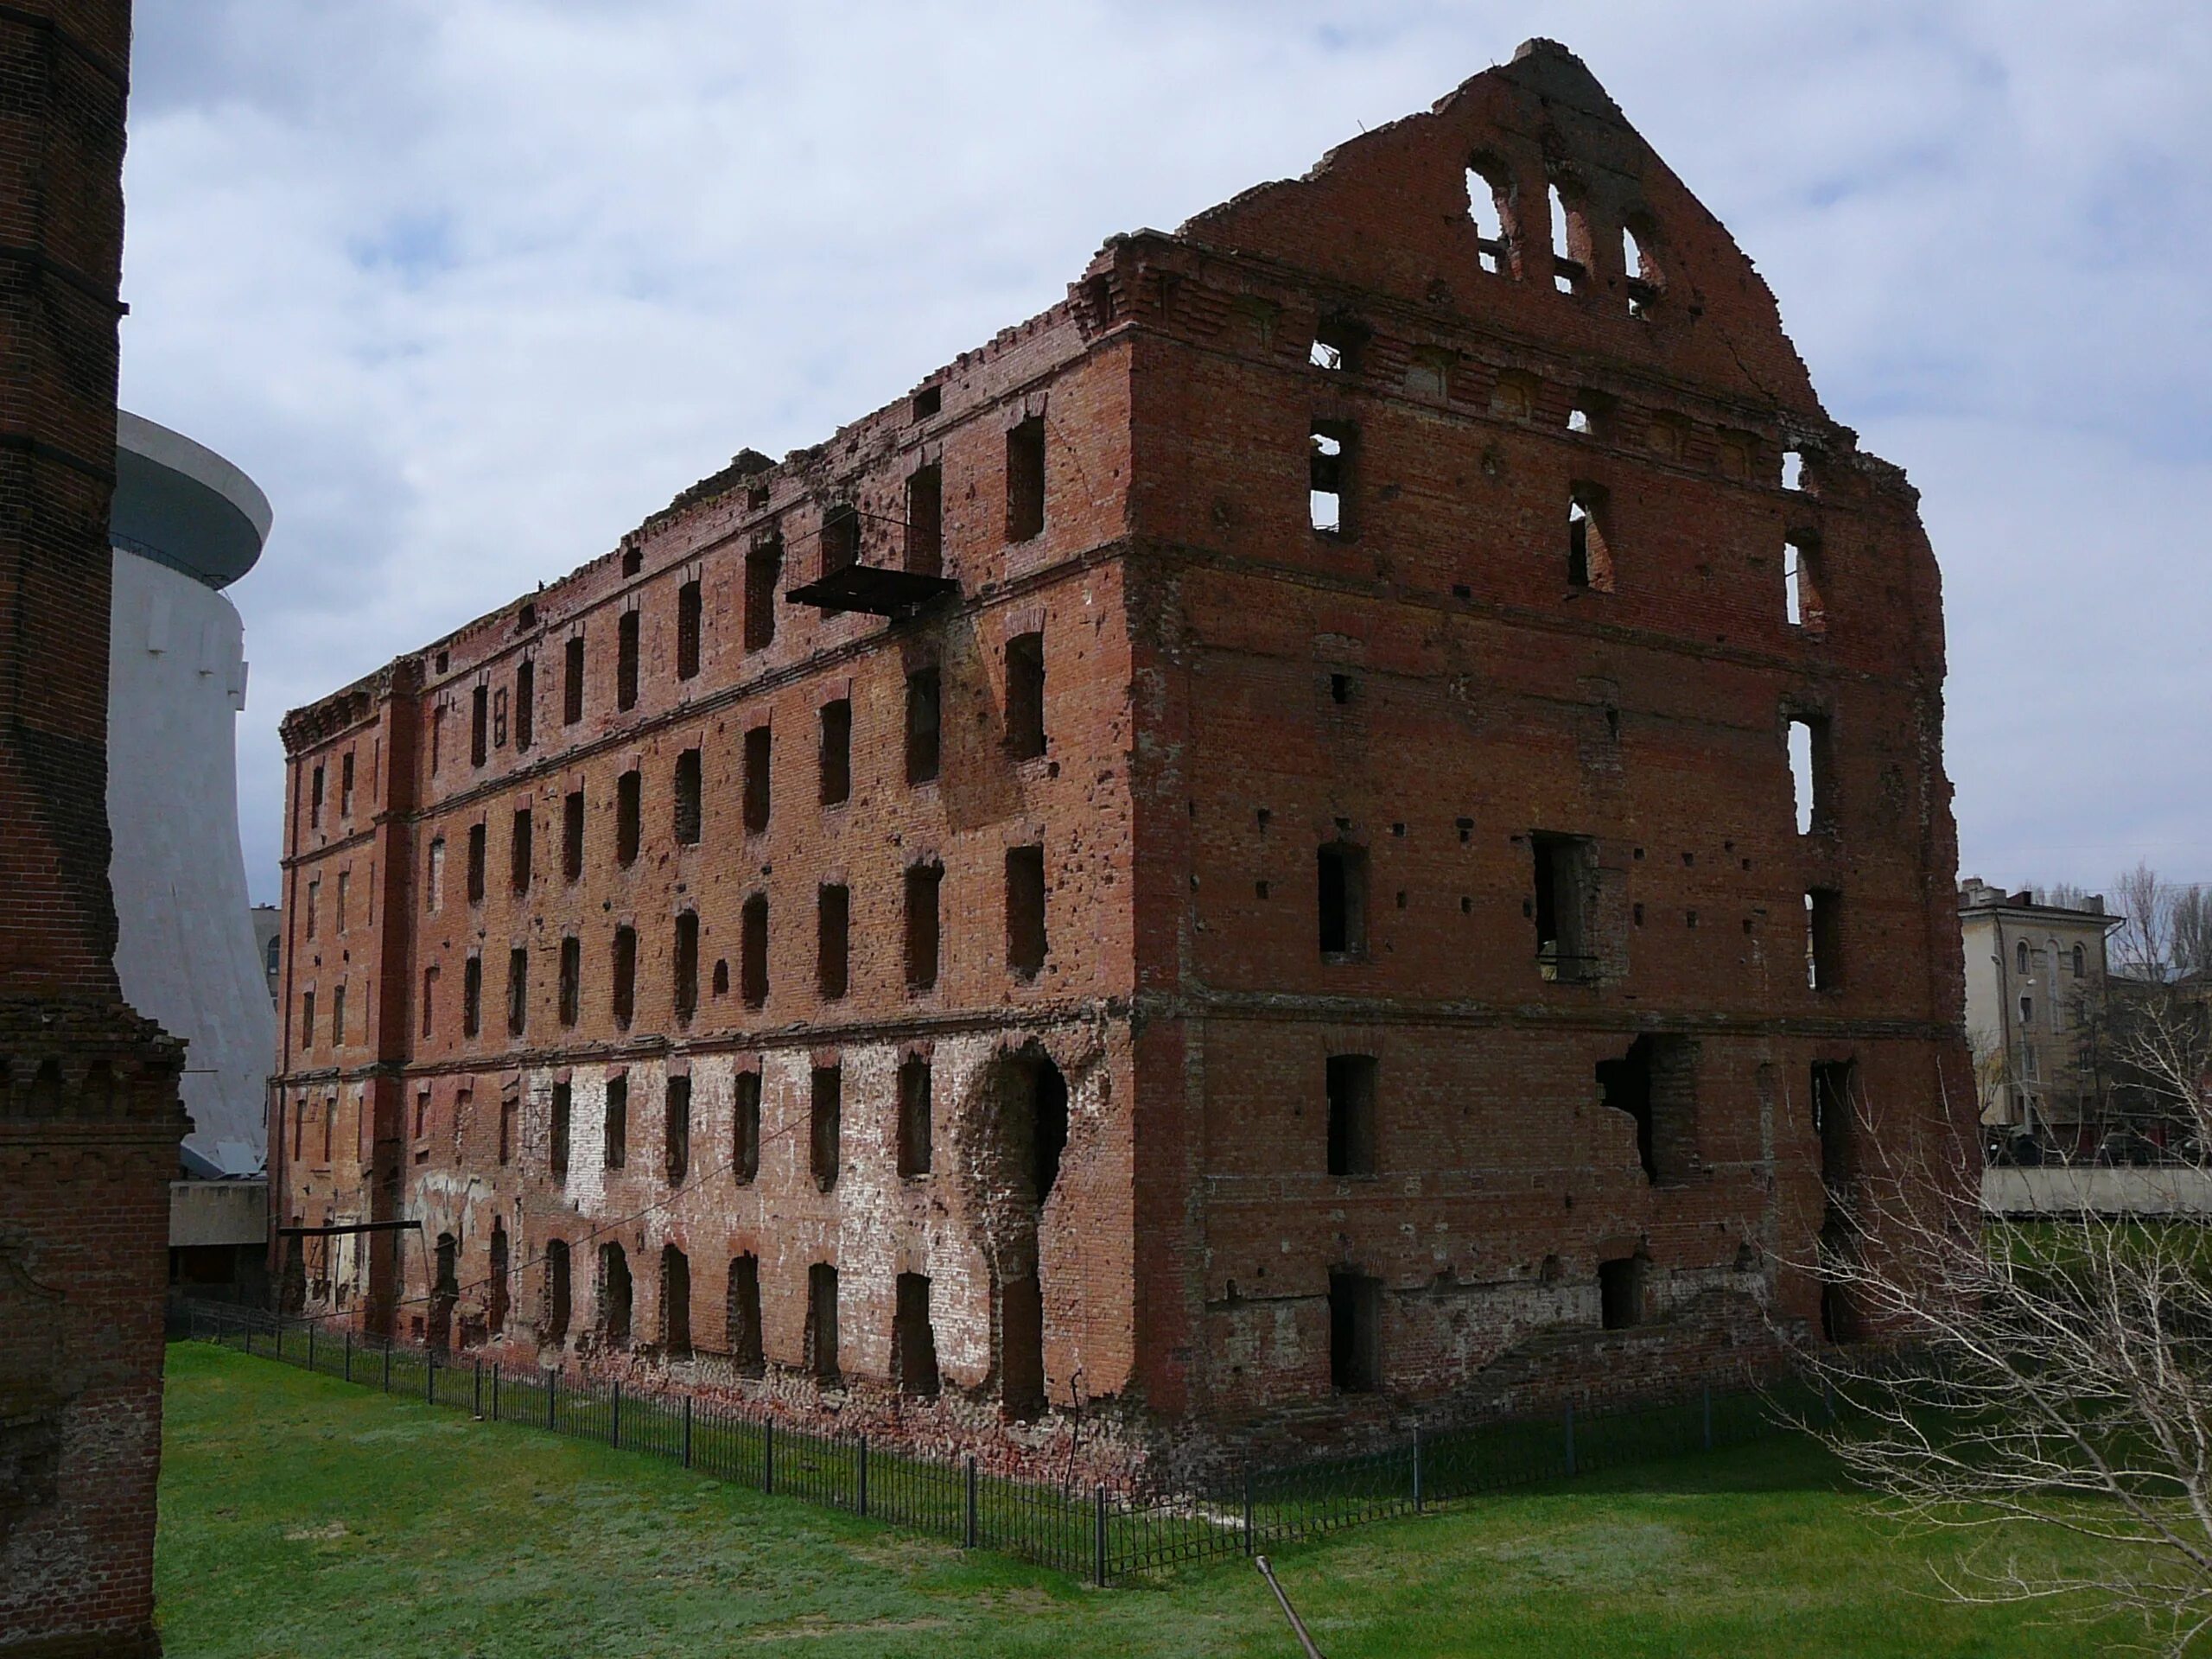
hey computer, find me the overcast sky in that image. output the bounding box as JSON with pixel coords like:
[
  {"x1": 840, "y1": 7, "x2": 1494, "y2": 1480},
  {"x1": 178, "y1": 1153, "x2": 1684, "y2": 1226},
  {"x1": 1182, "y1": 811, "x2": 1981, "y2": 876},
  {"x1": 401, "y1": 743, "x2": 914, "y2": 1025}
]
[{"x1": 124, "y1": 1, "x2": 2212, "y2": 907}]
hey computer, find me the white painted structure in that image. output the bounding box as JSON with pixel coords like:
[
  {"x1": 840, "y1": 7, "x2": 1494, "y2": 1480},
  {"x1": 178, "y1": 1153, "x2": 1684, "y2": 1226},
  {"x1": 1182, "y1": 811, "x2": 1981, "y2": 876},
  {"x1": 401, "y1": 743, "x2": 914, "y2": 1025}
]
[{"x1": 106, "y1": 411, "x2": 275, "y2": 1176}]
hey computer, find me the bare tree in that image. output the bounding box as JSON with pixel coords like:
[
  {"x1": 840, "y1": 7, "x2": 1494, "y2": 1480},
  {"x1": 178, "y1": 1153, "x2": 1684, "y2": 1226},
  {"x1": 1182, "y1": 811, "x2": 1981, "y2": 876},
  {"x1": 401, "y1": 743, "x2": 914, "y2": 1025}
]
[
  {"x1": 2113, "y1": 861, "x2": 2172, "y2": 981},
  {"x1": 1796, "y1": 984, "x2": 2212, "y2": 1654}
]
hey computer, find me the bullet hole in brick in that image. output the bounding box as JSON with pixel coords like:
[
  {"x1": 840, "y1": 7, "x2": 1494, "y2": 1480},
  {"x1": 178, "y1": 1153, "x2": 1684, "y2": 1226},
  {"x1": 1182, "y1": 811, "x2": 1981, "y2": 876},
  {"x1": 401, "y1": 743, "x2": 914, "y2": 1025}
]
[
  {"x1": 912, "y1": 385, "x2": 941, "y2": 420},
  {"x1": 1681, "y1": 850, "x2": 1694, "y2": 867},
  {"x1": 1685, "y1": 910, "x2": 1699, "y2": 928},
  {"x1": 741, "y1": 894, "x2": 768, "y2": 1008},
  {"x1": 897, "y1": 1056, "x2": 932, "y2": 1177},
  {"x1": 1458, "y1": 817, "x2": 1473, "y2": 842},
  {"x1": 1633, "y1": 846, "x2": 1645, "y2": 861},
  {"x1": 1006, "y1": 844, "x2": 1046, "y2": 979},
  {"x1": 1330, "y1": 672, "x2": 1353, "y2": 705},
  {"x1": 1318, "y1": 840, "x2": 1369, "y2": 960},
  {"x1": 1328, "y1": 1270, "x2": 1382, "y2": 1393},
  {"x1": 1599, "y1": 1254, "x2": 1644, "y2": 1330},
  {"x1": 810, "y1": 1064, "x2": 842, "y2": 1191},
  {"x1": 1325, "y1": 1054, "x2": 1377, "y2": 1177},
  {"x1": 728, "y1": 1254, "x2": 763, "y2": 1375},
  {"x1": 893, "y1": 1272, "x2": 941, "y2": 1396},
  {"x1": 1005, "y1": 416, "x2": 1046, "y2": 543},
  {"x1": 660, "y1": 1244, "x2": 691, "y2": 1356},
  {"x1": 541, "y1": 1237, "x2": 571, "y2": 1340},
  {"x1": 598, "y1": 1241, "x2": 632, "y2": 1342}
]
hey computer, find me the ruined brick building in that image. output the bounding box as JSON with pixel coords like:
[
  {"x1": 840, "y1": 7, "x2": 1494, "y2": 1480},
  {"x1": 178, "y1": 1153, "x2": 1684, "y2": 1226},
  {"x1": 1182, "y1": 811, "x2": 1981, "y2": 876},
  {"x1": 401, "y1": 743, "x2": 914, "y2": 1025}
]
[{"x1": 273, "y1": 41, "x2": 1971, "y2": 1479}]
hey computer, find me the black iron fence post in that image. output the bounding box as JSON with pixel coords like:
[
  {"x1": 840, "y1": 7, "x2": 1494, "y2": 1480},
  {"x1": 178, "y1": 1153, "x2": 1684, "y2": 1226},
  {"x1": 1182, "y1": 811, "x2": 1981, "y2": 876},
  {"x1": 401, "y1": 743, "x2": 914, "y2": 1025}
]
[
  {"x1": 1563, "y1": 1402, "x2": 1576, "y2": 1478},
  {"x1": 426, "y1": 1349, "x2": 436, "y2": 1404},
  {"x1": 857, "y1": 1434, "x2": 868, "y2": 1517},
  {"x1": 492, "y1": 1364, "x2": 500, "y2": 1423},
  {"x1": 964, "y1": 1456, "x2": 977, "y2": 1548},
  {"x1": 473, "y1": 1358, "x2": 483, "y2": 1419},
  {"x1": 1412, "y1": 1426, "x2": 1424, "y2": 1513},
  {"x1": 308, "y1": 1321, "x2": 315, "y2": 1374},
  {"x1": 1243, "y1": 1465, "x2": 1255, "y2": 1555},
  {"x1": 382, "y1": 1343, "x2": 391, "y2": 1394},
  {"x1": 763, "y1": 1421, "x2": 775, "y2": 1495},
  {"x1": 343, "y1": 1329, "x2": 353, "y2": 1384},
  {"x1": 1093, "y1": 1484, "x2": 1108, "y2": 1587},
  {"x1": 612, "y1": 1381, "x2": 622, "y2": 1449},
  {"x1": 1701, "y1": 1384, "x2": 1713, "y2": 1452},
  {"x1": 548, "y1": 1370, "x2": 558, "y2": 1432},
  {"x1": 682, "y1": 1397, "x2": 693, "y2": 1469}
]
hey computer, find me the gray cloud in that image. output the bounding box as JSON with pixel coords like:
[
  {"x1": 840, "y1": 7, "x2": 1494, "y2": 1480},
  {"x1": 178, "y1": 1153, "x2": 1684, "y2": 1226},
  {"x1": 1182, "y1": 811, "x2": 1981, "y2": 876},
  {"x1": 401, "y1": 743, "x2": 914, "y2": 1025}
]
[{"x1": 120, "y1": 0, "x2": 2212, "y2": 904}]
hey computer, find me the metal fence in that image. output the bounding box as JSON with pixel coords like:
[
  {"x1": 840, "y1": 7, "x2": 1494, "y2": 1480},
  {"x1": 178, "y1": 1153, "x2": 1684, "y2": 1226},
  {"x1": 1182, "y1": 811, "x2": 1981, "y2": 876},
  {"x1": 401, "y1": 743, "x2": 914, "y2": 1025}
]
[{"x1": 179, "y1": 1301, "x2": 1821, "y2": 1584}]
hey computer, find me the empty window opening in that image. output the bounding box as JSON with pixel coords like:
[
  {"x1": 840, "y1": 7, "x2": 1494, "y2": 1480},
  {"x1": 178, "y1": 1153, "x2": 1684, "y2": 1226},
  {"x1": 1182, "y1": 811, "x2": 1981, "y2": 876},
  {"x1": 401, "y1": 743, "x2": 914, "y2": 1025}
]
[
  {"x1": 817, "y1": 884, "x2": 849, "y2": 1000},
  {"x1": 893, "y1": 1272, "x2": 942, "y2": 1396},
  {"x1": 616, "y1": 768, "x2": 641, "y2": 865},
  {"x1": 1806, "y1": 888, "x2": 1843, "y2": 991},
  {"x1": 2016, "y1": 939, "x2": 2030, "y2": 976},
  {"x1": 897, "y1": 1057, "x2": 932, "y2": 1177},
  {"x1": 733, "y1": 1071, "x2": 761, "y2": 1184},
  {"x1": 514, "y1": 659, "x2": 535, "y2": 752},
  {"x1": 331, "y1": 983, "x2": 346, "y2": 1046},
  {"x1": 727, "y1": 1255, "x2": 764, "y2": 1375},
  {"x1": 511, "y1": 807, "x2": 532, "y2": 893},
  {"x1": 1783, "y1": 535, "x2": 1825, "y2": 632},
  {"x1": 676, "y1": 579, "x2": 702, "y2": 680},
  {"x1": 1325, "y1": 1054, "x2": 1378, "y2": 1177},
  {"x1": 612, "y1": 925, "x2": 637, "y2": 1028},
  {"x1": 488, "y1": 1221, "x2": 510, "y2": 1334},
  {"x1": 1548, "y1": 182, "x2": 1588, "y2": 294},
  {"x1": 598, "y1": 1242, "x2": 632, "y2": 1343},
  {"x1": 616, "y1": 609, "x2": 639, "y2": 710},
  {"x1": 563, "y1": 635, "x2": 585, "y2": 724},
  {"x1": 621, "y1": 545, "x2": 642, "y2": 578},
  {"x1": 554, "y1": 790, "x2": 581, "y2": 885},
  {"x1": 906, "y1": 862, "x2": 943, "y2": 993},
  {"x1": 906, "y1": 463, "x2": 944, "y2": 576},
  {"x1": 1309, "y1": 420, "x2": 1355, "y2": 537},
  {"x1": 820, "y1": 502, "x2": 861, "y2": 575},
  {"x1": 673, "y1": 910, "x2": 699, "y2": 1023},
  {"x1": 673, "y1": 748, "x2": 702, "y2": 844},
  {"x1": 1006, "y1": 843, "x2": 1047, "y2": 979},
  {"x1": 309, "y1": 763, "x2": 324, "y2": 830},
  {"x1": 506, "y1": 946, "x2": 528, "y2": 1037},
  {"x1": 1318, "y1": 841, "x2": 1370, "y2": 960},
  {"x1": 1782, "y1": 448, "x2": 1811, "y2": 493},
  {"x1": 740, "y1": 894, "x2": 768, "y2": 1007},
  {"x1": 744, "y1": 537, "x2": 781, "y2": 652},
  {"x1": 1004, "y1": 632, "x2": 1046, "y2": 759},
  {"x1": 805, "y1": 1262, "x2": 841, "y2": 1380},
  {"x1": 603, "y1": 1072, "x2": 628, "y2": 1167},
  {"x1": 428, "y1": 1233, "x2": 458, "y2": 1349},
  {"x1": 1329, "y1": 1271, "x2": 1382, "y2": 1393},
  {"x1": 1532, "y1": 831, "x2": 1598, "y2": 982},
  {"x1": 1812, "y1": 1058, "x2": 1857, "y2": 1192},
  {"x1": 1623, "y1": 219, "x2": 1662, "y2": 317},
  {"x1": 1005, "y1": 416, "x2": 1046, "y2": 543},
  {"x1": 660, "y1": 1244, "x2": 691, "y2": 1356},
  {"x1": 471, "y1": 684, "x2": 489, "y2": 766},
  {"x1": 999, "y1": 1271, "x2": 1046, "y2": 1421},
  {"x1": 1020, "y1": 1056, "x2": 1070, "y2": 1204},
  {"x1": 810, "y1": 1065, "x2": 842, "y2": 1191},
  {"x1": 1599, "y1": 1255, "x2": 1644, "y2": 1330},
  {"x1": 905, "y1": 668, "x2": 941, "y2": 785},
  {"x1": 1328, "y1": 672, "x2": 1354, "y2": 706},
  {"x1": 550, "y1": 1081, "x2": 571, "y2": 1179},
  {"x1": 461, "y1": 958, "x2": 480, "y2": 1038},
  {"x1": 818, "y1": 699, "x2": 851, "y2": 806},
  {"x1": 306, "y1": 877, "x2": 320, "y2": 938},
  {"x1": 1597, "y1": 1033, "x2": 1699, "y2": 1185},
  {"x1": 542, "y1": 1238, "x2": 571, "y2": 1340},
  {"x1": 1788, "y1": 714, "x2": 1834, "y2": 836},
  {"x1": 912, "y1": 385, "x2": 942, "y2": 420},
  {"x1": 712, "y1": 959, "x2": 728, "y2": 997},
  {"x1": 2020, "y1": 994, "x2": 2034, "y2": 1027},
  {"x1": 2074, "y1": 943, "x2": 2087, "y2": 978},
  {"x1": 1465, "y1": 160, "x2": 1512, "y2": 274},
  {"x1": 1567, "y1": 486, "x2": 1614, "y2": 591},
  {"x1": 427, "y1": 838, "x2": 445, "y2": 912},
  {"x1": 466, "y1": 823, "x2": 486, "y2": 903},
  {"x1": 1309, "y1": 313, "x2": 1366, "y2": 374},
  {"x1": 340, "y1": 749, "x2": 355, "y2": 817},
  {"x1": 742, "y1": 724, "x2": 772, "y2": 832},
  {"x1": 558, "y1": 936, "x2": 580, "y2": 1027}
]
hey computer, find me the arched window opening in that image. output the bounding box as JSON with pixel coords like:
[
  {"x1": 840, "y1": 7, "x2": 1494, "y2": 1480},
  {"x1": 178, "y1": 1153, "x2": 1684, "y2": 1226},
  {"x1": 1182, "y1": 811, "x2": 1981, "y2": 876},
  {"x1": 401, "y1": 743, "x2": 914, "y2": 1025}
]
[
  {"x1": 1465, "y1": 160, "x2": 1513, "y2": 275},
  {"x1": 2073, "y1": 943, "x2": 2087, "y2": 978},
  {"x1": 2017, "y1": 940, "x2": 2031, "y2": 976},
  {"x1": 1623, "y1": 217, "x2": 1662, "y2": 318},
  {"x1": 1548, "y1": 182, "x2": 1589, "y2": 295},
  {"x1": 598, "y1": 1242, "x2": 632, "y2": 1344}
]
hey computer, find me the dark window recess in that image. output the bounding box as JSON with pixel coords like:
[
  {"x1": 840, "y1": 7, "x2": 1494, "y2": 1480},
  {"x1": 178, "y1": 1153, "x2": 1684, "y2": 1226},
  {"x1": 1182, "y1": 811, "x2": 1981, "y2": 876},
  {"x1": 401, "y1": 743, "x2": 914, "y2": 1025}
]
[
  {"x1": 557, "y1": 936, "x2": 581, "y2": 1027},
  {"x1": 893, "y1": 1272, "x2": 942, "y2": 1396},
  {"x1": 660, "y1": 1245, "x2": 691, "y2": 1356},
  {"x1": 1318, "y1": 841, "x2": 1369, "y2": 959},
  {"x1": 1006, "y1": 844, "x2": 1046, "y2": 979},
  {"x1": 598, "y1": 1243, "x2": 632, "y2": 1342},
  {"x1": 499, "y1": 1096, "x2": 516, "y2": 1166},
  {"x1": 1020, "y1": 1057, "x2": 1069, "y2": 1203},
  {"x1": 805, "y1": 1262, "x2": 840, "y2": 1380},
  {"x1": 1531, "y1": 832, "x2": 1597, "y2": 982},
  {"x1": 818, "y1": 700, "x2": 851, "y2": 806},
  {"x1": 563, "y1": 789, "x2": 584, "y2": 881},
  {"x1": 906, "y1": 463, "x2": 943, "y2": 576},
  {"x1": 727, "y1": 1255, "x2": 764, "y2": 1375},
  {"x1": 1597, "y1": 1033, "x2": 1700, "y2": 1185},
  {"x1": 510, "y1": 807, "x2": 532, "y2": 893},
  {"x1": 611, "y1": 925, "x2": 637, "y2": 1028},
  {"x1": 505, "y1": 946, "x2": 528, "y2": 1037},
  {"x1": 897, "y1": 1057, "x2": 932, "y2": 1177},
  {"x1": 1004, "y1": 632, "x2": 1046, "y2": 759},
  {"x1": 674, "y1": 748, "x2": 702, "y2": 844},
  {"x1": 1308, "y1": 313, "x2": 1366, "y2": 373},
  {"x1": 1806, "y1": 888, "x2": 1843, "y2": 991},
  {"x1": 563, "y1": 634, "x2": 585, "y2": 724},
  {"x1": 1005, "y1": 416, "x2": 1046, "y2": 543},
  {"x1": 603, "y1": 1073, "x2": 628, "y2": 1168},
  {"x1": 514, "y1": 659, "x2": 535, "y2": 752},
  {"x1": 621, "y1": 545, "x2": 642, "y2": 577},
  {"x1": 340, "y1": 750, "x2": 355, "y2": 816},
  {"x1": 1813, "y1": 1058, "x2": 1856, "y2": 1192},
  {"x1": 471, "y1": 684, "x2": 488, "y2": 766},
  {"x1": 488, "y1": 1222, "x2": 510, "y2": 1332},
  {"x1": 664, "y1": 1075, "x2": 691, "y2": 1184},
  {"x1": 1000, "y1": 1272, "x2": 1045, "y2": 1421},
  {"x1": 820, "y1": 503, "x2": 861, "y2": 574},
  {"x1": 912, "y1": 385, "x2": 941, "y2": 420},
  {"x1": 1310, "y1": 420, "x2": 1356, "y2": 537},
  {"x1": 1599, "y1": 1255, "x2": 1644, "y2": 1330},
  {"x1": 541, "y1": 1238, "x2": 570, "y2": 1339},
  {"x1": 810, "y1": 1065, "x2": 842, "y2": 1191},
  {"x1": 308, "y1": 764, "x2": 324, "y2": 830},
  {"x1": 712, "y1": 958, "x2": 728, "y2": 997},
  {"x1": 616, "y1": 769, "x2": 641, "y2": 866},
  {"x1": 905, "y1": 669, "x2": 940, "y2": 785},
  {"x1": 1567, "y1": 486, "x2": 1614, "y2": 591},
  {"x1": 427, "y1": 1234, "x2": 458, "y2": 1347},
  {"x1": 1325, "y1": 1054, "x2": 1378, "y2": 1177},
  {"x1": 732, "y1": 1071, "x2": 761, "y2": 1184},
  {"x1": 616, "y1": 610, "x2": 640, "y2": 710},
  {"x1": 676, "y1": 579, "x2": 702, "y2": 680},
  {"x1": 740, "y1": 894, "x2": 768, "y2": 1007},
  {"x1": 672, "y1": 911, "x2": 699, "y2": 1023},
  {"x1": 550, "y1": 1082, "x2": 571, "y2": 1179},
  {"x1": 906, "y1": 863, "x2": 943, "y2": 993},
  {"x1": 1329, "y1": 1271, "x2": 1382, "y2": 1393},
  {"x1": 744, "y1": 538, "x2": 781, "y2": 652},
  {"x1": 817, "y1": 884, "x2": 849, "y2": 1000},
  {"x1": 493, "y1": 686, "x2": 508, "y2": 749},
  {"x1": 461, "y1": 958, "x2": 481, "y2": 1038},
  {"x1": 742, "y1": 725, "x2": 771, "y2": 832}
]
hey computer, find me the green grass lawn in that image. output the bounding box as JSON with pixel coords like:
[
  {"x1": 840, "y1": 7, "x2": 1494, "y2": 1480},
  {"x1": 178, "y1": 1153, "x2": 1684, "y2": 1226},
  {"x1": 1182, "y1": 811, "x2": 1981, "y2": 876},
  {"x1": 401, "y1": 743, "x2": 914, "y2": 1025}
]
[{"x1": 156, "y1": 1340, "x2": 2132, "y2": 1658}]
